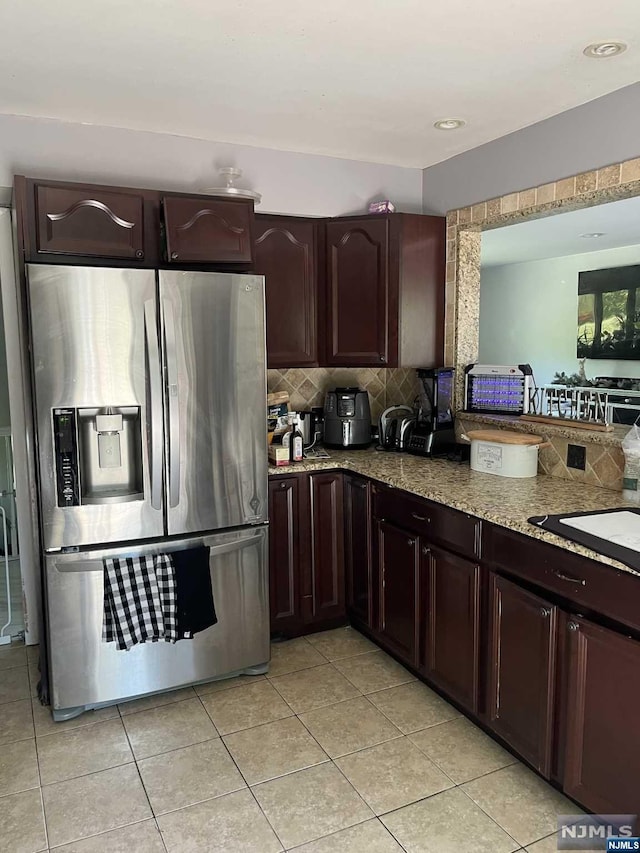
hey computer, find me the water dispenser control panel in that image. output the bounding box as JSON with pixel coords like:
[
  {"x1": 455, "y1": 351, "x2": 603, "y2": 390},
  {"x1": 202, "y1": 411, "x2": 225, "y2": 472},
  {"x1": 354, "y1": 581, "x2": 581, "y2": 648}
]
[{"x1": 53, "y1": 408, "x2": 80, "y2": 507}]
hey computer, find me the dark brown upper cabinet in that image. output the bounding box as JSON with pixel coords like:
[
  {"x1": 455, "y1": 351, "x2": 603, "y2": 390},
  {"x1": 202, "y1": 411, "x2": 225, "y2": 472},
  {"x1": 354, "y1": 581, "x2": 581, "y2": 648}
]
[
  {"x1": 324, "y1": 213, "x2": 445, "y2": 367},
  {"x1": 253, "y1": 215, "x2": 318, "y2": 368},
  {"x1": 162, "y1": 195, "x2": 253, "y2": 265},
  {"x1": 487, "y1": 573, "x2": 557, "y2": 776},
  {"x1": 16, "y1": 177, "x2": 158, "y2": 265}
]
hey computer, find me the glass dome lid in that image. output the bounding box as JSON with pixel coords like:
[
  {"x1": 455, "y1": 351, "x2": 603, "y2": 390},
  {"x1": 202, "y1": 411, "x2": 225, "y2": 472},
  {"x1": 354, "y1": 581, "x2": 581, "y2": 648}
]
[{"x1": 200, "y1": 167, "x2": 262, "y2": 204}]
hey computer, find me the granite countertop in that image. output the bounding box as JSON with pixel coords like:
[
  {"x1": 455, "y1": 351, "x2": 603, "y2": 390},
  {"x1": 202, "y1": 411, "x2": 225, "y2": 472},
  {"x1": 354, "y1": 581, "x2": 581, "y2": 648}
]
[{"x1": 269, "y1": 448, "x2": 640, "y2": 577}]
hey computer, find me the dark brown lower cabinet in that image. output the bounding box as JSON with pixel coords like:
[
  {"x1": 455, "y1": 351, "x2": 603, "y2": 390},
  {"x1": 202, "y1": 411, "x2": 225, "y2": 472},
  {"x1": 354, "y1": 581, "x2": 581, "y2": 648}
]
[
  {"x1": 268, "y1": 472, "x2": 345, "y2": 636},
  {"x1": 344, "y1": 475, "x2": 373, "y2": 627},
  {"x1": 487, "y1": 573, "x2": 557, "y2": 776},
  {"x1": 564, "y1": 616, "x2": 640, "y2": 813},
  {"x1": 268, "y1": 475, "x2": 307, "y2": 634},
  {"x1": 378, "y1": 520, "x2": 419, "y2": 665},
  {"x1": 308, "y1": 472, "x2": 345, "y2": 624},
  {"x1": 421, "y1": 545, "x2": 480, "y2": 713}
]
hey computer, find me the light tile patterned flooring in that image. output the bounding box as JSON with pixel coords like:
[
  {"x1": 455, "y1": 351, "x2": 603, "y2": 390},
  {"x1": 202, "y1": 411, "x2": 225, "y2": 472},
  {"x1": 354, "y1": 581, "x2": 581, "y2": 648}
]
[{"x1": 0, "y1": 628, "x2": 583, "y2": 852}]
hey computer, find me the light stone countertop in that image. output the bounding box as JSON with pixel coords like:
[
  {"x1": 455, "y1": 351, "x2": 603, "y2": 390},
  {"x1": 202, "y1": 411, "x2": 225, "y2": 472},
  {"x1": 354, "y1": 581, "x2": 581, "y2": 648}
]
[{"x1": 269, "y1": 448, "x2": 640, "y2": 578}]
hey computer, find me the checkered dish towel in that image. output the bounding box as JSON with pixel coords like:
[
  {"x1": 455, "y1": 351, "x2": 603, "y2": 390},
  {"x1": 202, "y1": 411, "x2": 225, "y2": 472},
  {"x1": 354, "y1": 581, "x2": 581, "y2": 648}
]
[{"x1": 103, "y1": 554, "x2": 178, "y2": 651}]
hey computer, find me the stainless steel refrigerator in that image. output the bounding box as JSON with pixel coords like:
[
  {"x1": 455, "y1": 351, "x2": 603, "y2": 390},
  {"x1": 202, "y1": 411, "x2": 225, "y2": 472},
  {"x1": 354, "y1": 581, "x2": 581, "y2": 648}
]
[{"x1": 27, "y1": 265, "x2": 269, "y2": 720}]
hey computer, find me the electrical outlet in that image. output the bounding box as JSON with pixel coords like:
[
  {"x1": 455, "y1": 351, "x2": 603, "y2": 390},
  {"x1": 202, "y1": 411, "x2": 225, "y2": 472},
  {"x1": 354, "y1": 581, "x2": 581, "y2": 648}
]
[{"x1": 567, "y1": 444, "x2": 586, "y2": 471}]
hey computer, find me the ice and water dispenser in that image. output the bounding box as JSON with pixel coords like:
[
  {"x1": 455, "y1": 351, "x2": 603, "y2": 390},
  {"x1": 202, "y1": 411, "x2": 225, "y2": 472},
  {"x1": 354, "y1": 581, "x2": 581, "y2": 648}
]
[{"x1": 53, "y1": 406, "x2": 143, "y2": 506}]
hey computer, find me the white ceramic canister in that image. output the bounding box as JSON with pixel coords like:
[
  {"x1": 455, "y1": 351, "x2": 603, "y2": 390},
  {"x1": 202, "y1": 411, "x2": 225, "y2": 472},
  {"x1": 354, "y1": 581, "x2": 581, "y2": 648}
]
[{"x1": 462, "y1": 430, "x2": 548, "y2": 478}]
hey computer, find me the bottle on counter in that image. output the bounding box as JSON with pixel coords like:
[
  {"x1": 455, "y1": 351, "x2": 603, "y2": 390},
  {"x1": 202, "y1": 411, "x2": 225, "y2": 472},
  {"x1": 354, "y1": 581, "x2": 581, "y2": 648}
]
[{"x1": 290, "y1": 417, "x2": 304, "y2": 463}]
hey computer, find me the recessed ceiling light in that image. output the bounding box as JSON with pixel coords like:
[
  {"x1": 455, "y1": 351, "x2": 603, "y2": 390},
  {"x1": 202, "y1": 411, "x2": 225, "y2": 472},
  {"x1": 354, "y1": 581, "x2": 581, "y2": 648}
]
[
  {"x1": 434, "y1": 118, "x2": 466, "y2": 131},
  {"x1": 583, "y1": 41, "x2": 627, "y2": 58},
  {"x1": 580, "y1": 232, "x2": 606, "y2": 238}
]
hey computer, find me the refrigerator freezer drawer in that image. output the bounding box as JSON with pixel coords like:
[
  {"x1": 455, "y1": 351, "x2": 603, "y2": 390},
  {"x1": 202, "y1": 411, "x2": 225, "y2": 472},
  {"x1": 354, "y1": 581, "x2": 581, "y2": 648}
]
[{"x1": 45, "y1": 526, "x2": 269, "y2": 713}]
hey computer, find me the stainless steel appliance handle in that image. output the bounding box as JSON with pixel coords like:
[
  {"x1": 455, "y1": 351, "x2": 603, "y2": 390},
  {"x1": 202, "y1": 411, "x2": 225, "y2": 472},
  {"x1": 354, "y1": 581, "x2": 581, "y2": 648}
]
[
  {"x1": 162, "y1": 298, "x2": 181, "y2": 508},
  {"x1": 52, "y1": 529, "x2": 265, "y2": 572},
  {"x1": 144, "y1": 300, "x2": 163, "y2": 510},
  {"x1": 342, "y1": 420, "x2": 351, "y2": 447}
]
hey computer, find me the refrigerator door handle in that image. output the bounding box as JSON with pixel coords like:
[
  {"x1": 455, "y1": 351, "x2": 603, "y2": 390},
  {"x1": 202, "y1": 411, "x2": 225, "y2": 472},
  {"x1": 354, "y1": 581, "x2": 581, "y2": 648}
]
[
  {"x1": 144, "y1": 299, "x2": 163, "y2": 510},
  {"x1": 162, "y1": 298, "x2": 181, "y2": 508}
]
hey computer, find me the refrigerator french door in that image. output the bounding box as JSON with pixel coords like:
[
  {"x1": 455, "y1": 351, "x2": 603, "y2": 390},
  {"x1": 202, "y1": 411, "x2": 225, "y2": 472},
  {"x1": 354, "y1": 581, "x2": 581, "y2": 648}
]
[{"x1": 26, "y1": 265, "x2": 269, "y2": 715}]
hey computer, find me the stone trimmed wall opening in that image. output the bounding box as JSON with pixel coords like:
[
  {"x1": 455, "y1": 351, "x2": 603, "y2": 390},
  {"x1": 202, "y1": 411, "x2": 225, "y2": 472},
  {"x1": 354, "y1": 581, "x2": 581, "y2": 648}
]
[
  {"x1": 445, "y1": 157, "x2": 640, "y2": 410},
  {"x1": 443, "y1": 156, "x2": 640, "y2": 490}
]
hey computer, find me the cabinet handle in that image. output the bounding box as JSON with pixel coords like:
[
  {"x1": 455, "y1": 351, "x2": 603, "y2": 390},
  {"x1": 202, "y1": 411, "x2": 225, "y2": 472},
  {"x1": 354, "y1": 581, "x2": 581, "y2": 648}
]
[
  {"x1": 540, "y1": 606, "x2": 551, "y2": 618},
  {"x1": 354, "y1": 481, "x2": 368, "y2": 489},
  {"x1": 379, "y1": 354, "x2": 386, "y2": 362},
  {"x1": 279, "y1": 482, "x2": 287, "y2": 489},
  {"x1": 567, "y1": 621, "x2": 580, "y2": 632},
  {"x1": 407, "y1": 538, "x2": 415, "y2": 547},
  {"x1": 553, "y1": 570, "x2": 586, "y2": 586},
  {"x1": 421, "y1": 546, "x2": 430, "y2": 556},
  {"x1": 411, "y1": 512, "x2": 429, "y2": 522},
  {"x1": 171, "y1": 251, "x2": 179, "y2": 260},
  {"x1": 135, "y1": 249, "x2": 144, "y2": 259}
]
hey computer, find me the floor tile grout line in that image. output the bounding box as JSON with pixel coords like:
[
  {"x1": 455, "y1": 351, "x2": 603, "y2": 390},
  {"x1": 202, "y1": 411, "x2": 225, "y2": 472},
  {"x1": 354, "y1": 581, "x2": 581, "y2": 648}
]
[
  {"x1": 153, "y1": 815, "x2": 170, "y2": 853},
  {"x1": 293, "y1": 703, "x2": 405, "y2": 761},
  {"x1": 34, "y1": 710, "x2": 127, "y2": 742},
  {"x1": 244, "y1": 775, "x2": 289, "y2": 851},
  {"x1": 144, "y1": 783, "x2": 248, "y2": 820},
  {"x1": 49, "y1": 816, "x2": 162, "y2": 852},
  {"x1": 116, "y1": 685, "x2": 197, "y2": 717},
  {"x1": 280, "y1": 816, "x2": 412, "y2": 853},
  {"x1": 37, "y1": 785, "x2": 50, "y2": 852},
  {"x1": 454, "y1": 783, "x2": 528, "y2": 850}
]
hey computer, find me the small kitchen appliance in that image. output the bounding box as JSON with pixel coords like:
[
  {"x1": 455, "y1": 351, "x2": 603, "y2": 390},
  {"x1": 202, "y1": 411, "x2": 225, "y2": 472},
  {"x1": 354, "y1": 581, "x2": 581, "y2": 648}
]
[
  {"x1": 406, "y1": 367, "x2": 456, "y2": 457},
  {"x1": 323, "y1": 388, "x2": 371, "y2": 449},
  {"x1": 378, "y1": 405, "x2": 416, "y2": 451},
  {"x1": 293, "y1": 409, "x2": 324, "y2": 450},
  {"x1": 464, "y1": 364, "x2": 534, "y2": 415}
]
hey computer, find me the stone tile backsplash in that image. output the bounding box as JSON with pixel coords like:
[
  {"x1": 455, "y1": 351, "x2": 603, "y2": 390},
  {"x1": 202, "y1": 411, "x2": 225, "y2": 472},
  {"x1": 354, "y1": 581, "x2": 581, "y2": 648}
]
[
  {"x1": 266, "y1": 367, "x2": 420, "y2": 424},
  {"x1": 457, "y1": 415, "x2": 625, "y2": 492}
]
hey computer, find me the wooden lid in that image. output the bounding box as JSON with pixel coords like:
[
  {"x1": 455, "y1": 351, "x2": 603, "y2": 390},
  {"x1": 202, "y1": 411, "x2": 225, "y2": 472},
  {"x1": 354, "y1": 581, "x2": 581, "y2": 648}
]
[{"x1": 465, "y1": 429, "x2": 544, "y2": 446}]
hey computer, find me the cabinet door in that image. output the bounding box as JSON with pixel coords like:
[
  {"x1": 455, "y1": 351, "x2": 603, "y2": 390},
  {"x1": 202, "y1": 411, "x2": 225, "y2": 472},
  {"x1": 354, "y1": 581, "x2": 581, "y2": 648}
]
[
  {"x1": 254, "y1": 216, "x2": 318, "y2": 367},
  {"x1": 35, "y1": 184, "x2": 146, "y2": 260},
  {"x1": 564, "y1": 616, "x2": 640, "y2": 813},
  {"x1": 325, "y1": 218, "x2": 391, "y2": 366},
  {"x1": 344, "y1": 475, "x2": 373, "y2": 627},
  {"x1": 309, "y1": 472, "x2": 345, "y2": 623},
  {"x1": 487, "y1": 574, "x2": 557, "y2": 776},
  {"x1": 163, "y1": 196, "x2": 253, "y2": 264},
  {"x1": 378, "y1": 520, "x2": 419, "y2": 665},
  {"x1": 268, "y1": 476, "x2": 307, "y2": 635},
  {"x1": 421, "y1": 545, "x2": 480, "y2": 713}
]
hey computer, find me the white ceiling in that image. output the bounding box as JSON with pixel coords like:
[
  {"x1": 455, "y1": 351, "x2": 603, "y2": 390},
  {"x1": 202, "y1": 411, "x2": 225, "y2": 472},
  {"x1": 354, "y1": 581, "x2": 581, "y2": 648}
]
[
  {"x1": 481, "y1": 195, "x2": 640, "y2": 266},
  {"x1": 0, "y1": 0, "x2": 638, "y2": 169}
]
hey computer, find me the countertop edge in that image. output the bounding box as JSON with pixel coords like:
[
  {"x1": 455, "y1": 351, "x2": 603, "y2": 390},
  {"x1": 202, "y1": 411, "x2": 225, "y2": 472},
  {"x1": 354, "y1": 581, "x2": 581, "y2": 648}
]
[{"x1": 268, "y1": 456, "x2": 640, "y2": 579}]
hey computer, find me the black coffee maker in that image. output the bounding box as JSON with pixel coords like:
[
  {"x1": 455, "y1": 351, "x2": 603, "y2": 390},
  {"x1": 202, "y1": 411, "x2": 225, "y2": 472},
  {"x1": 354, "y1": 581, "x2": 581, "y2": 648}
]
[{"x1": 405, "y1": 368, "x2": 456, "y2": 457}]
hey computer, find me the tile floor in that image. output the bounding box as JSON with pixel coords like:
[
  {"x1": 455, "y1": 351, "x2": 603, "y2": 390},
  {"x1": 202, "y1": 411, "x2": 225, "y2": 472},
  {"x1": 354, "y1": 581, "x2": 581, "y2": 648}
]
[{"x1": 0, "y1": 627, "x2": 584, "y2": 852}]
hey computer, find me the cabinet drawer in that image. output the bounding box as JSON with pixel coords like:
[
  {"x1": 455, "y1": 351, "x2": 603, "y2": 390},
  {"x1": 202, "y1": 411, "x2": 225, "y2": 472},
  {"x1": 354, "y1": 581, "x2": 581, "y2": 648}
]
[
  {"x1": 374, "y1": 487, "x2": 479, "y2": 559},
  {"x1": 485, "y1": 524, "x2": 640, "y2": 634}
]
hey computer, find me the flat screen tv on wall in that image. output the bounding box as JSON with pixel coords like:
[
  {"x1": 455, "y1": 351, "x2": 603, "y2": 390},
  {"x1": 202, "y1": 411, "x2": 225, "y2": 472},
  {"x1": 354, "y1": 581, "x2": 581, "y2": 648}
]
[{"x1": 577, "y1": 264, "x2": 640, "y2": 359}]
